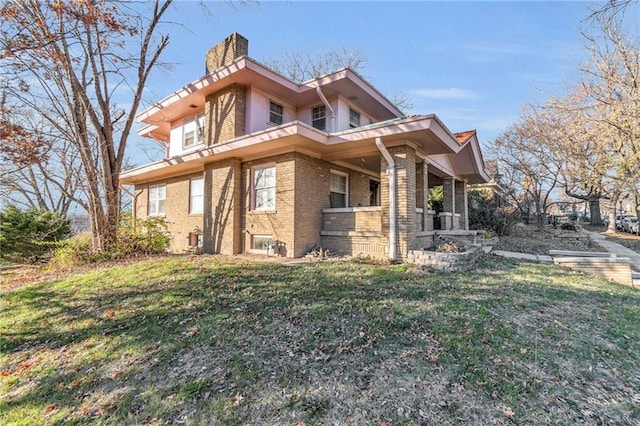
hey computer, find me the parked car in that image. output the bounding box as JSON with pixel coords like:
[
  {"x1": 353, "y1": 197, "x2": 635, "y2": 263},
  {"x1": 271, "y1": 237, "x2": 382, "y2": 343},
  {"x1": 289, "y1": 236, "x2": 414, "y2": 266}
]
[
  {"x1": 616, "y1": 214, "x2": 633, "y2": 230},
  {"x1": 630, "y1": 219, "x2": 640, "y2": 235},
  {"x1": 622, "y1": 216, "x2": 638, "y2": 233}
]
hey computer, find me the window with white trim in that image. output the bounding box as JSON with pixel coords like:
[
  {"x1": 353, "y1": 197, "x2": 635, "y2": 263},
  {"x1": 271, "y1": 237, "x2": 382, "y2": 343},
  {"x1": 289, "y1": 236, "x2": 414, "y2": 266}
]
[
  {"x1": 148, "y1": 184, "x2": 166, "y2": 216},
  {"x1": 252, "y1": 165, "x2": 276, "y2": 211},
  {"x1": 268, "y1": 100, "x2": 284, "y2": 125},
  {"x1": 183, "y1": 113, "x2": 205, "y2": 149},
  {"x1": 251, "y1": 235, "x2": 274, "y2": 253},
  {"x1": 311, "y1": 104, "x2": 326, "y2": 130},
  {"x1": 189, "y1": 177, "x2": 204, "y2": 214},
  {"x1": 330, "y1": 171, "x2": 348, "y2": 208},
  {"x1": 349, "y1": 108, "x2": 361, "y2": 129}
]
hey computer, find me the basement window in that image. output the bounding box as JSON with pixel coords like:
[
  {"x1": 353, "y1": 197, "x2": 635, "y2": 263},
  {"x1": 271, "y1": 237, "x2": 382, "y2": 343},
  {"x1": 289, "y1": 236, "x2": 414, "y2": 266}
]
[{"x1": 252, "y1": 235, "x2": 274, "y2": 253}]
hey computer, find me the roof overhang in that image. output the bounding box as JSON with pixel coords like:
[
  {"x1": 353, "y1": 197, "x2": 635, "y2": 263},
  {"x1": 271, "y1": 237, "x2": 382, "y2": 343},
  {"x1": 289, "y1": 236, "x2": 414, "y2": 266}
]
[
  {"x1": 121, "y1": 115, "x2": 490, "y2": 185},
  {"x1": 135, "y1": 57, "x2": 403, "y2": 141}
]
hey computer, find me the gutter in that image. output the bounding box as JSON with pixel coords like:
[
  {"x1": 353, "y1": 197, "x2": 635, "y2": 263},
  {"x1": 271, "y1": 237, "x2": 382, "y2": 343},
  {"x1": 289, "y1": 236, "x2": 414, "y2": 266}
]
[
  {"x1": 375, "y1": 137, "x2": 396, "y2": 261},
  {"x1": 315, "y1": 86, "x2": 335, "y2": 132}
]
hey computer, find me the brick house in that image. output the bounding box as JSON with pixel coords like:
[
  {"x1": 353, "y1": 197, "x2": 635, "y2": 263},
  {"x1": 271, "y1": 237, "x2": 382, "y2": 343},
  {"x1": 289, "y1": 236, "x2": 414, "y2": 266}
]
[{"x1": 120, "y1": 33, "x2": 490, "y2": 261}]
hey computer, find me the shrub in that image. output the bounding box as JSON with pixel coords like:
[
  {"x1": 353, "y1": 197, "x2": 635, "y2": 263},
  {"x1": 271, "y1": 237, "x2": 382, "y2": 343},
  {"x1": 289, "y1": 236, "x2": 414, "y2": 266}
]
[
  {"x1": 48, "y1": 233, "x2": 94, "y2": 269},
  {"x1": 48, "y1": 214, "x2": 171, "y2": 268},
  {"x1": 0, "y1": 205, "x2": 71, "y2": 263},
  {"x1": 114, "y1": 213, "x2": 171, "y2": 256},
  {"x1": 560, "y1": 222, "x2": 577, "y2": 231},
  {"x1": 468, "y1": 189, "x2": 519, "y2": 236}
]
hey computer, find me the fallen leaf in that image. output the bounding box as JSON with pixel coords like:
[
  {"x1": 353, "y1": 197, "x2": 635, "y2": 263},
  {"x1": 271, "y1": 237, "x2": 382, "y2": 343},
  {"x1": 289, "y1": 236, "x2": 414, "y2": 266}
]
[
  {"x1": 0, "y1": 371, "x2": 10, "y2": 377},
  {"x1": 45, "y1": 403, "x2": 60, "y2": 413},
  {"x1": 233, "y1": 393, "x2": 244, "y2": 405},
  {"x1": 503, "y1": 406, "x2": 515, "y2": 419},
  {"x1": 105, "y1": 309, "x2": 115, "y2": 319}
]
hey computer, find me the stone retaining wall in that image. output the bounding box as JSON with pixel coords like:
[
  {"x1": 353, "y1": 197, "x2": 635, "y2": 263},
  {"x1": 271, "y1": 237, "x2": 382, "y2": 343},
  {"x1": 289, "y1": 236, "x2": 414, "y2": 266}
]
[{"x1": 407, "y1": 246, "x2": 483, "y2": 272}]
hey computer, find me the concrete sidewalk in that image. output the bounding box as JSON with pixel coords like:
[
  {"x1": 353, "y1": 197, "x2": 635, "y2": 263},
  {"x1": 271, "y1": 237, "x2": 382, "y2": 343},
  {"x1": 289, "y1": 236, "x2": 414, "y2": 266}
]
[{"x1": 582, "y1": 230, "x2": 640, "y2": 272}]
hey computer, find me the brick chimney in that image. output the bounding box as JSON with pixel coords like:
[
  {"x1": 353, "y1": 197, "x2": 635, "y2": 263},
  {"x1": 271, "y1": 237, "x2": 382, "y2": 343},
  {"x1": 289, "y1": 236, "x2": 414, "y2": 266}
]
[{"x1": 205, "y1": 33, "x2": 248, "y2": 73}]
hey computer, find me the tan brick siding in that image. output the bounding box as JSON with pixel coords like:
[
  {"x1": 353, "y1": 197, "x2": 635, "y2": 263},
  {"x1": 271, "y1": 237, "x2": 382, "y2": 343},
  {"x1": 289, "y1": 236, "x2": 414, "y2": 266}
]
[
  {"x1": 321, "y1": 235, "x2": 387, "y2": 259},
  {"x1": 134, "y1": 172, "x2": 204, "y2": 253},
  {"x1": 293, "y1": 154, "x2": 330, "y2": 256},
  {"x1": 205, "y1": 84, "x2": 246, "y2": 144},
  {"x1": 204, "y1": 159, "x2": 241, "y2": 254},
  {"x1": 322, "y1": 210, "x2": 382, "y2": 233},
  {"x1": 205, "y1": 33, "x2": 248, "y2": 73}
]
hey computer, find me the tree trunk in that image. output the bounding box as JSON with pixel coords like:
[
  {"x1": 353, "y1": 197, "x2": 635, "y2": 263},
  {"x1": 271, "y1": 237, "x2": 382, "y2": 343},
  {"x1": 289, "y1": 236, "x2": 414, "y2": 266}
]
[
  {"x1": 607, "y1": 193, "x2": 619, "y2": 233},
  {"x1": 589, "y1": 199, "x2": 603, "y2": 226}
]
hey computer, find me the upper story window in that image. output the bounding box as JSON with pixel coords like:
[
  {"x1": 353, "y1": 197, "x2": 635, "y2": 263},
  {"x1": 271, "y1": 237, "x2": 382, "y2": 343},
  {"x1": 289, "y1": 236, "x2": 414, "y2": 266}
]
[
  {"x1": 189, "y1": 177, "x2": 204, "y2": 214},
  {"x1": 183, "y1": 113, "x2": 205, "y2": 149},
  {"x1": 349, "y1": 108, "x2": 361, "y2": 129},
  {"x1": 312, "y1": 105, "x2": 326, "y2": 130},
  {"x1": 148, "y1": 184, "x2": 166, "y2": 216},
  {"x1": 251, "y1": 164, "x2": 276, "y2": 211},
  {"x1": 269, "y1": 100, "x2": 284, "y2": 125},
  {"x1": 330, "y1": 171, "x2": 348, "y2": 208}
]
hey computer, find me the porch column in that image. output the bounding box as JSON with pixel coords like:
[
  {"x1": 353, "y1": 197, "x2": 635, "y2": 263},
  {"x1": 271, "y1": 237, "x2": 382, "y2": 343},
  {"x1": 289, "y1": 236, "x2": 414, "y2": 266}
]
[
  {"x1": 380, "y1": 145, "x2": 416, "y2": 259},
  {"x1": 415, "y1": 162, "x2": 428, "y2": 232},
  {"x1": 442, "y1": 177, "x2": 455, "y2": 230},
  {"x1": 455, "y1": 179, "x2": 469, "y2": 230},
  {"x1": 422, "y1": 162, "x2": 431, "y2": 231}
]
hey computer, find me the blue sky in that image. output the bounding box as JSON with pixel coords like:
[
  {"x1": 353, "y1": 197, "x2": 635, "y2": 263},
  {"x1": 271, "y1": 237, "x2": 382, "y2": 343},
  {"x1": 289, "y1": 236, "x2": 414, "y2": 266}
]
[{"x1": 131, "y1": 0, "x2": 636, "y2": 163}]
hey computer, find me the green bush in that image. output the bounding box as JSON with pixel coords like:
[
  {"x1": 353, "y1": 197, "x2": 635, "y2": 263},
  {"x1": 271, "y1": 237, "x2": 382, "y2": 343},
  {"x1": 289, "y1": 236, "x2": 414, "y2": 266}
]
[
  {"x1": 114, "y1": 213, "x2": 171, "y2": 256},
  {"x1": 0, "y1": 205, "x2": 71, "y2": 263},
  {"x1": 48, "y1": 213, "x2": 171, "y2": 268},
  {"x1": 48, "y1": 233, "x2": 94, "y2": 269},
  {"x1": 468, "y1": 189, "x2": 519, "y2": 236}
]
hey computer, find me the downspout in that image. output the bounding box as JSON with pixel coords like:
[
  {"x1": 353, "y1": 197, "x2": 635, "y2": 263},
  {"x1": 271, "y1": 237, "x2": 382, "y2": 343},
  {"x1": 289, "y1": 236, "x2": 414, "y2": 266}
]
[
  {"x1": 375, "y1": 137, "x2": 396, "y2": 261},
  {"x1": 151, "y1": 137, "x2": 169, "y2": 158},
  {"x1": 315, "y1": 86, "x2": 335, "y2": 132}
]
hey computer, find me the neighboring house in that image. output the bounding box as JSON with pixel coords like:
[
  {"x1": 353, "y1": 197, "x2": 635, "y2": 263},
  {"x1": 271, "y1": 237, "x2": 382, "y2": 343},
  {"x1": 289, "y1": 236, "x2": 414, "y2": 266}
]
[{"x1": 120, "y1": 33, "x2": 490, "y2": 261}]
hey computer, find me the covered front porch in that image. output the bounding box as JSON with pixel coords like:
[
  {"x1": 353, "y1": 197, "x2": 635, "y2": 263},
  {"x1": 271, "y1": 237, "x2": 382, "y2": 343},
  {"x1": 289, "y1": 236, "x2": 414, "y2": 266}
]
[{"x1": 318, "y1": 135, "x2": 484, "y2": 261}]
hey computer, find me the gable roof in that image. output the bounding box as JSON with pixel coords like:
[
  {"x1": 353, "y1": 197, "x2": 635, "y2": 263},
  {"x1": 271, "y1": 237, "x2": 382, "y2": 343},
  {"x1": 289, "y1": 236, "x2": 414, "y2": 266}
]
[{"x1": 453, "y1": 130, "x2": 477, "y2": 145}]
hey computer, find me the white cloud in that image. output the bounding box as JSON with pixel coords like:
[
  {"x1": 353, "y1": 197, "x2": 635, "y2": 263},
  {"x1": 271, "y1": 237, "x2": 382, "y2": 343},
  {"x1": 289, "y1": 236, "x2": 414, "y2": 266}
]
[{"x1": 409, "y1": 88, "x2": 480, "y2": 100}]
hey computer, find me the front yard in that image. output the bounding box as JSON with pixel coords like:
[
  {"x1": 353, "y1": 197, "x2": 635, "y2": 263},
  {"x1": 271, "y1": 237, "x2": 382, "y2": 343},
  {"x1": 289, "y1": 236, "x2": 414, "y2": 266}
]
[{"x1": 1, "y1": 254, "x2": 639, "y2": 425}]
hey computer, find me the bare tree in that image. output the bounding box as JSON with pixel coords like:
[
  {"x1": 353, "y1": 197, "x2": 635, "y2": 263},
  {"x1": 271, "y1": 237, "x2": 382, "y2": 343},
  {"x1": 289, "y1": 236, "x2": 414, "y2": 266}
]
[
  {"x1": 0, "y1": 0, "x2": 172, "y2": 251},
  {"x1": 262, "y1": 47, "x2": 411, "y2": 112},
  {"x1": 491, "y1": 107, "x2": 563, "y2": 230}
]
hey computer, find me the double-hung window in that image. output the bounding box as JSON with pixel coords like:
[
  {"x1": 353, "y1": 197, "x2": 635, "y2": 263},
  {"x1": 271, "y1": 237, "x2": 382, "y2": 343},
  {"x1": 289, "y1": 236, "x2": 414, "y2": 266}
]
[
  {"x1": 311, "y1": 105, "x2": 326, "y2": 130},
  {"x1": 330, "y1": 171, "x2": 348, "y2": 208},
  {"x1": 349, "y1": 108, "x2": 361, "y2": 129},
  {"x1": 183, "y1": 113, "x2": 205, "y2": 149},
  {"x1": 148, "y1": 184, "x2": 166, "y2": 216},
  {"x1": 189, "y1": 177, "x2": 204, "y2": 214},
  {"x1": 269, "y1": 101, "x2": 284, "y2": 125},
  {"x1": 252, "y1": 165, "x2": 276, "y2": 211}
]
